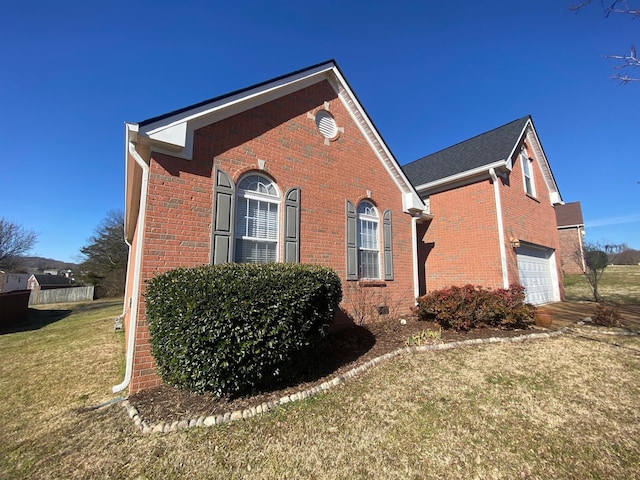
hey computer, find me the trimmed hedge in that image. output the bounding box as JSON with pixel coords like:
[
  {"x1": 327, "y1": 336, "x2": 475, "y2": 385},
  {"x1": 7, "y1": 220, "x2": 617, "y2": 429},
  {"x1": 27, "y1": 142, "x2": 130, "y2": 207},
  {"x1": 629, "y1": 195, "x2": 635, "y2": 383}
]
[
  {"x1": 145, "y1": 263, "x2": 342, "y2": 396},
  {"x1": 416, "y1": 284, "x2": 535, "y2": 331}
]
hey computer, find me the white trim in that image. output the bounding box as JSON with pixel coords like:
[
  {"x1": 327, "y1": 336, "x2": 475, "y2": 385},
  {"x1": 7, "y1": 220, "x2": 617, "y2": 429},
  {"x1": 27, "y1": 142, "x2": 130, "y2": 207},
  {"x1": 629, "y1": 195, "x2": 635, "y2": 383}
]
[
  {"x1": 524, "y1": 123, "x2": 561, "y2": 205},
  {"x1": 135, "y1": 62, "x2": 424, "y2": 214},
  {"x1": 356, "y1": 200, "x2": 381, "y2": 280},
  {"x1": 549, "y1": 251, "x2": 561, "y2": 302},
  {"x1": 520, "y1": 151, "x2": 536, "y2": 197},
  {"x1": 113, "y1": 141, "x2": 149, "y2": 393},
  {"x1": 411, "y1": 216, "x2": 420, "y2": 302},
  {"x1": 234, "y1": 173, "x2": 281, "y2": 264},
  {"x1": 413, "y1": 160, "x2": 507, "y2": 194},
  {"x1": 557, "y1": 224, "x2": 585, "y2": 229},
  {"x1": 489, "y1": 168, "x2": 509, "y2": 289},
  {"x1": 329, "y1": 72, "x2": 424, "y2": 214}
]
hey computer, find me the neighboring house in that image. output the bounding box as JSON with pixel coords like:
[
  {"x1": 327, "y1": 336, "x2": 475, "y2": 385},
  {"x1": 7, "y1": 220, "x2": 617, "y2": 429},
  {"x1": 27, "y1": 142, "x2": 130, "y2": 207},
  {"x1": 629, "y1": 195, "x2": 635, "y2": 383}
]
[
  {"x1": 27, "y1": 274, "x2": 72, "y2": 291},
  {"x1": 402, "y1": 116, "x2": 564, "y2": 306},
  {"x1": 0, "y1": 272, "x2": 29, "y2": 293},
  {"x1": 554, "y1": 202, "x2": 585, "y2": 274},
  {"x1": 118, "y1": 60, "x2": 428, "y2": 394}
]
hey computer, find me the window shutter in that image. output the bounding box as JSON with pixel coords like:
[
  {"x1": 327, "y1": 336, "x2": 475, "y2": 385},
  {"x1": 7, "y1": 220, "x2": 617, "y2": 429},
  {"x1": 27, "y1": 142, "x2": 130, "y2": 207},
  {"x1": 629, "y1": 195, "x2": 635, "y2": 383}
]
[
  {"x1": 383, "y1": 209, "x2": 393, "y2": 280},
  {"x1": 283, "y1": 187, "x2": 300, "y2": 263},
  {"x1": 346, "y1": 200, "x2": 357, "y2": 280},
  {"x1": 211, "y1": 168, "x2": 235, "y2": 264}
]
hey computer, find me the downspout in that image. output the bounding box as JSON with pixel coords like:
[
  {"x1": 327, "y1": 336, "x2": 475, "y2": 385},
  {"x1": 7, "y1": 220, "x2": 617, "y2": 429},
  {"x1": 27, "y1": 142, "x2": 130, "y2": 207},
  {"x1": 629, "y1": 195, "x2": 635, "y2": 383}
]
[
  {"x1": 411, "y1": 216, "x2": 420, "y2": 302},
  {"x1": 489, "y1": 168, "x2": 510, "y2": 289},
  {"x1": 112, "y1": 142, "x2": 149, "y2": 393}
]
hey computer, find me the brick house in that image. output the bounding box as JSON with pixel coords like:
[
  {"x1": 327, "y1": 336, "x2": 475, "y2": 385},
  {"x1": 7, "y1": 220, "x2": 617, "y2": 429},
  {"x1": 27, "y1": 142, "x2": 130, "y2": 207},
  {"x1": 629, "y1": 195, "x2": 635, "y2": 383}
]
[
  {"x1": 554, "y1": 202, "x2": 585, "y2": 275},
  {"x1": 403, "y1": 116, "x2": 565, "y2": 306},
  {"x1": 27, "y1": 274, "x2": 72, "y2": 291},
  {"x1": 116, "y1": 61, "x2": 428, "y2": 394}
]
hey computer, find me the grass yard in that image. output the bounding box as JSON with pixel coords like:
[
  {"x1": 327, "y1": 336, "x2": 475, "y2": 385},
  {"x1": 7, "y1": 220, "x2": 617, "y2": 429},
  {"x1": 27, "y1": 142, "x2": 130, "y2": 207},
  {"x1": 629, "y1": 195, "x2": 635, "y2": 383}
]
[
  {"x1": 1, "y1": 285, "x2": 640, "y2": 478},
  {"x1": 563, "y1": 264, "x2": 640, "y2": 304}
]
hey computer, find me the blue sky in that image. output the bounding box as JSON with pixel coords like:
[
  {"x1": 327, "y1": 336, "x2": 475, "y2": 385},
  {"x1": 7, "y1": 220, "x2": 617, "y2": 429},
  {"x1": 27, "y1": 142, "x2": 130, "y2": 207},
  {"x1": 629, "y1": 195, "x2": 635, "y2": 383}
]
[{"x1": 1, "y1": 0, "x2": 638, "y2": 263}]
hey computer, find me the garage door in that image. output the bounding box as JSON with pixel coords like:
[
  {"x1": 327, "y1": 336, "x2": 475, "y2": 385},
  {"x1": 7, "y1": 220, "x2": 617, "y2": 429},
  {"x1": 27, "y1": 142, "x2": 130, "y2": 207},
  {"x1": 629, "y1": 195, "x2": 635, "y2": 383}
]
[{"x1": 516, "y1": 245, "x2": 557, "y2": 305}]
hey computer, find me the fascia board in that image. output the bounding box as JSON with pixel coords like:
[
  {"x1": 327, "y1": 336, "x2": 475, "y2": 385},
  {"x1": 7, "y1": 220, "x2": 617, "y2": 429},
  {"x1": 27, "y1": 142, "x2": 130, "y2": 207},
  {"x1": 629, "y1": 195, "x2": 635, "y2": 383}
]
[
  {"x1": 124, "y1": 122, "x2": 138, "y2": 241},
  {"x1": 413, "y1": 160, "x2": 508, "y2": 194},
  {"x1": 523, "y1": 120, "x2": 562, "y2": 205},
  {"x1": 330, "y1": 69, "x2": 424, "y2": 213},
  {"x1": 557, "y1": 224, "x2": 585, "y2": 229},
  {"x1": 124, "y1": 122, "x2": 140, "y2": 242}
]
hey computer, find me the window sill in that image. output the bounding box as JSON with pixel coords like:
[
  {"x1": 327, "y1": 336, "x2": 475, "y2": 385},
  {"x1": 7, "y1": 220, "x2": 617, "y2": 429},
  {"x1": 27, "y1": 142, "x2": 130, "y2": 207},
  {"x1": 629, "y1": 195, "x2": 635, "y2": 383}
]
[
  {"x1": 358, "y1": 280, "x2": 386, "y2": 288},
  {"x1": 525, "y1": 193, "x2": 540, "y2": 203}
]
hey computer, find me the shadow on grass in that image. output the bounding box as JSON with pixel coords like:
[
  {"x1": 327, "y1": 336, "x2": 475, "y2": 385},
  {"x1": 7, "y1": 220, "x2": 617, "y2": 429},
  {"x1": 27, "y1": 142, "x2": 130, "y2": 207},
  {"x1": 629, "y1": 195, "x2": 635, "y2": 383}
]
[{"x1": 0, "y1": 308, "x2": 73, "y2": 335}]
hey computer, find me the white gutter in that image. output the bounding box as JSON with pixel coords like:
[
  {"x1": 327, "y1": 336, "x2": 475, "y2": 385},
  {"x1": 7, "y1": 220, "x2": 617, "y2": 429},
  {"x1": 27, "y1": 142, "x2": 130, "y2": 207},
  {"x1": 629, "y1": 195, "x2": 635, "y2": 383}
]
[
  {"x1": 414, "y1": 160, "x2": 507, "y2": 193},
  {"x1": 112, "y1": 141, "x2": 149, "y2": 393},
  {"x1": 411, "y1": 216, "x2": 420, "y2": 302},
  {"x1": 489, "y1": 168, "x2": 509, "y2": 289}
]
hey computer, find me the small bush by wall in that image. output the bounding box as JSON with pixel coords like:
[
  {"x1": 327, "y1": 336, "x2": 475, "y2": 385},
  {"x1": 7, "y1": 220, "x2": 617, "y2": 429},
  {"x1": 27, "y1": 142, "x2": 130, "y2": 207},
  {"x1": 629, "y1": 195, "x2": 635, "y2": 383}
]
[
  {"x1": 145, "y1": 263, "x2": 342, "y2": 396},
  {"x1": 416, "y1": 284, "x2": 535, "y2": 331}
]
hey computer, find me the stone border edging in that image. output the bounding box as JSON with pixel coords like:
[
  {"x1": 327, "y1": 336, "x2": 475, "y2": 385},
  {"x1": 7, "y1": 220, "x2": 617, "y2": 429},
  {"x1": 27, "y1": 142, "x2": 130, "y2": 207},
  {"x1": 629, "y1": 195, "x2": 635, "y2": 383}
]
[{"x1": 121, "y1": 329, "x2": 567, "y2": 434}]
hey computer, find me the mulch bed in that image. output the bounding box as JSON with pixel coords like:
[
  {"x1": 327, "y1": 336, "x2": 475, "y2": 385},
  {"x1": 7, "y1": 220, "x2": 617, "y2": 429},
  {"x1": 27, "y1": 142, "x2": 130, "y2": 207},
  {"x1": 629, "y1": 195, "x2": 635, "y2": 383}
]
[{"x1": 129, "y1": 317, "x2": 537, "y2": 424}]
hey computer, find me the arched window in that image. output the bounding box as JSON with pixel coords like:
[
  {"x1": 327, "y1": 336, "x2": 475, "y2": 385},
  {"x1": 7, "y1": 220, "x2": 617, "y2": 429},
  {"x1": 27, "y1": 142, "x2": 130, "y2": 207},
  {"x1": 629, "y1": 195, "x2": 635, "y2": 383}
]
[
  {"x1": 234, "y1": 174, "x2": 280, "y2": 263},
  {"x1": 357, "y1": 200, "x2": 380, "y2": 279}
]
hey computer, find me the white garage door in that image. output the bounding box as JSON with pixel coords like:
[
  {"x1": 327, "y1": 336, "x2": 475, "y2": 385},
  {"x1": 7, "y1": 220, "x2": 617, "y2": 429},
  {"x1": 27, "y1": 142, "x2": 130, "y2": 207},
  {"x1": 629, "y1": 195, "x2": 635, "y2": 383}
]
[{"x1": 516, "y1": 245, "x2": 557, "y2": 305}]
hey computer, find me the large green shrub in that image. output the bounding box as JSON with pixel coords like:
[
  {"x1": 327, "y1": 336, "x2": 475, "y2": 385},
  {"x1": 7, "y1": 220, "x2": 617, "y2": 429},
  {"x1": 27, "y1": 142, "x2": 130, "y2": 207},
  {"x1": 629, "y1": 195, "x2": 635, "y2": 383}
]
[
  {"x1": 416, "y1": 284, "x2": 534, "y2": 331},
  {"x1": 145, "y1": 263, "x2": 342, "y2": 396}
]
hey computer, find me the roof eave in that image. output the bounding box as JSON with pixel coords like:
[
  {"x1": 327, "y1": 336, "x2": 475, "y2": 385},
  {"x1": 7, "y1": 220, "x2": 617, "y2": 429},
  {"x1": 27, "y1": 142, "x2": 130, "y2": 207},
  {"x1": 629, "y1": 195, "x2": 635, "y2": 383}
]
[{"x1": 413, "y1": 160, "x2": 509, "y2": 195}]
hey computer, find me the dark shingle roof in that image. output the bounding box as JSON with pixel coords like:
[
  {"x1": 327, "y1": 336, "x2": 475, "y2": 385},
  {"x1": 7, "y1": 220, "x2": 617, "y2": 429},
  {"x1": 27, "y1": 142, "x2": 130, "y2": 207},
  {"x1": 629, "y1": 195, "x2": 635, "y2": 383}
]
[
  {"x1": 139, "y1": 60, "x2": 338, "y2": 127},
  {"x1": 555, "y1": 202, "x2": 584, "y2": 227},
  {"x1": 32, "y1": 274, "x2": 72, "y2": 286},
  {"x1": 402, "y1": 116, "x2": 530, "y2": 187}
]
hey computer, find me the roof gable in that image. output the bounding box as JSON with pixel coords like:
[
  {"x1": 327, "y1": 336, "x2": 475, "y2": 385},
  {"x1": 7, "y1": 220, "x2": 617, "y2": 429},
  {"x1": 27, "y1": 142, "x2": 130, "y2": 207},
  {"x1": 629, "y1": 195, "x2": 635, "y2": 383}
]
[
  {"x1": 403, "y1": 116, "x2": 530, "y2": 187},
  {"x1": 403, "y1": 115, "x2": 562, "y2": 204},
  {"x1": 555, "y1": 202, "x2": 584, "y2": 227},
  {"x1": 30, "y1": 274, "x2": 72, "y2": 286},
  {"x1": 125, "y1": 60, "x2": 424, "y2": 218}
]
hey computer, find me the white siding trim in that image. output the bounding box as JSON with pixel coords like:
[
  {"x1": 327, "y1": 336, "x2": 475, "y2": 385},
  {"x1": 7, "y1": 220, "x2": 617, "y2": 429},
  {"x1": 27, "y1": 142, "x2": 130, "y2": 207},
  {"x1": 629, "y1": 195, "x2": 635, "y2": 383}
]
[{"x1": 489, "y1": 168, "x2": 509, "y2": 289}]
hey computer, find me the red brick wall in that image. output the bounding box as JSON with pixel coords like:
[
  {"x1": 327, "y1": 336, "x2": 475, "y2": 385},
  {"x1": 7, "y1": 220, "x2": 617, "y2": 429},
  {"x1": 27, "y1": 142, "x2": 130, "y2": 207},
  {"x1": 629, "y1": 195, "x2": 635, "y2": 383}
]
[
  {"x1": 417, "y1": 137, "x2": 564, "y2": 300},
  {"x1": 419, "y1": 179, "x2": 504, "y2": 292},
  {"x1": 500, "y1": 141, "x2": 563, "y2": 294},
  {"x1": 557, "y1": 227, "x2": 585, "y2": 275},
  {"x1": 128, "y1": 80, "x2": 417, "y2": 393}
]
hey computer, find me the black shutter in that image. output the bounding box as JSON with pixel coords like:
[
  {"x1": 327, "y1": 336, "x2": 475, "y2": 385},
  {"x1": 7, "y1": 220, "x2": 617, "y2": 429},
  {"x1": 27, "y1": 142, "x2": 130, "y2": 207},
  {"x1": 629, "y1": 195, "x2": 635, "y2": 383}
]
[
  {"x1": 211, "y1": 168, "x2": 235, "y2": 264},
  {"x1": 346, "y1": 200, "x2": 357, "y2": 280},
  {"x1": 283, "y1": 187, "x2": 300, "y2": 262},
  {"x1": 383, "y1": 209, "x2": 393, "y2": 280}
]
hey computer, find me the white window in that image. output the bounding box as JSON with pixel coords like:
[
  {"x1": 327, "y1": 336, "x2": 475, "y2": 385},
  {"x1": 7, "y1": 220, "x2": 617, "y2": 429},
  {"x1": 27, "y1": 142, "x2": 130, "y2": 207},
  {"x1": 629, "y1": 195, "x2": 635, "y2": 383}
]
[
  {"x1": 521, "y1": 151, "x2": 535, "y2": 197},
  {"x1": 357, "y1": 201, "x2": 380, "y2": 279},
  {"x1": 234, "y1": 174, "x2": 280, "y2": 263}
]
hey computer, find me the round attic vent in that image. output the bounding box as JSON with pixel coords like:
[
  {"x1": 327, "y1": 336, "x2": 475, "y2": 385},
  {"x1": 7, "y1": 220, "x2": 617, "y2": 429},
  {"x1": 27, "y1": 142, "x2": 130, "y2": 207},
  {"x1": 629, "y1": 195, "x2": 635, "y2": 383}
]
[{"x1": 315, "y1": 110, "x2": 338, "y2": 139}]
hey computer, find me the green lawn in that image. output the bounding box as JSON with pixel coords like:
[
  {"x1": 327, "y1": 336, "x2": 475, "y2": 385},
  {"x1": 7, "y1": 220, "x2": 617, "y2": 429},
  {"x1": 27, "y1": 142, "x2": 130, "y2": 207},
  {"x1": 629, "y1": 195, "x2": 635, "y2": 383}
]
[{"x1": 1, "y1": 288, "x2": 639, "y2": 479}]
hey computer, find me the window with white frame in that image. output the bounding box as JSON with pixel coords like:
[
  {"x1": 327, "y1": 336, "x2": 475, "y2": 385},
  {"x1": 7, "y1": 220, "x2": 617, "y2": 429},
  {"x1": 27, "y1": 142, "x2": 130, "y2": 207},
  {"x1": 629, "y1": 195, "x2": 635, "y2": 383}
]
[
  {"x1": 521, "y1": 150, "x2": 535, "y2": 197},
  {"x1": 357, "y1": 201, "x2": 380, "y2": 279},
  {"x1": 234, "y1": 174, "x2": 280, "y2": 263}
]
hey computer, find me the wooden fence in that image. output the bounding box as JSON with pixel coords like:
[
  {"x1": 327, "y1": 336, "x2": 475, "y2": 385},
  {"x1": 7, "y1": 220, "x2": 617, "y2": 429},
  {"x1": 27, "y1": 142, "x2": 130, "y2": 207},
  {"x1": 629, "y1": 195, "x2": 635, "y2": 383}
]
[{"x1": 29, "y1": 286, "x2": 95, "y2": 306}]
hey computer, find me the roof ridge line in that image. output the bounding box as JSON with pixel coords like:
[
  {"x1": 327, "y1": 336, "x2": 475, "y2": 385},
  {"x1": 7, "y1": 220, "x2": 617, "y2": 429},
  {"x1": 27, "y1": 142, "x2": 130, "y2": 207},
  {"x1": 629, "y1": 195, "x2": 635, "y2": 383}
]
[{"x1": 406, "y1": 115, "x2": 531, "y2": 165}]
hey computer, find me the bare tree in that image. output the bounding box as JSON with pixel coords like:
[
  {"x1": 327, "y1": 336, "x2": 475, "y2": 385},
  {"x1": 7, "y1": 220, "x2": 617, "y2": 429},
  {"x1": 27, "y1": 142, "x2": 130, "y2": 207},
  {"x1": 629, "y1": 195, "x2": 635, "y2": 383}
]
[
  {"x1": 576, "y1": 241, "x2": 623, "y2": 302},
  {"x1": 571, "y1": 1, "x2": 640, "y2": 83},
  {"x1": 0, "y1": 219, "x2": 38, "y2": 270}
]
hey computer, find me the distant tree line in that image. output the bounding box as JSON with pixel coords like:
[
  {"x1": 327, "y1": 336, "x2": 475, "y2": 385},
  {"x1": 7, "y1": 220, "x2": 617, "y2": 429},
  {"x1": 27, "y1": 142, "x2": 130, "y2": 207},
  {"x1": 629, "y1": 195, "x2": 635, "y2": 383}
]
[{"x1": 612, "y1": 245, "x2": 640, "y2": 264}]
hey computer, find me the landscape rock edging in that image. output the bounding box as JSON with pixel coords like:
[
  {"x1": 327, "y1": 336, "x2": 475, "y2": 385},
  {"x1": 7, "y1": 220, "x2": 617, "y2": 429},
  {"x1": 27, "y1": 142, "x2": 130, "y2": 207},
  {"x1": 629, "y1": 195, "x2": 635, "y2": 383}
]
[{"x1": 121, "y1": 329, "x2": 567, "y2": 434}]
